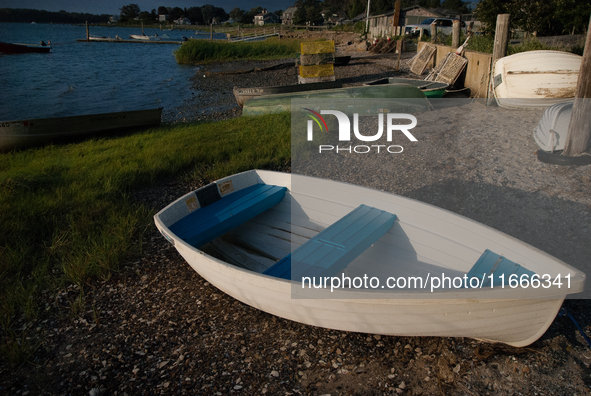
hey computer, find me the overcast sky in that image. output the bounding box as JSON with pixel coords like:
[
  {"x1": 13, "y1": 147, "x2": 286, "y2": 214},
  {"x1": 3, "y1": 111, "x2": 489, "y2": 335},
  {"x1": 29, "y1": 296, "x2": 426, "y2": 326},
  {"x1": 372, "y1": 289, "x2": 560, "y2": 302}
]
[{"x1": 0, "y1": 1, "x2": 297, "y2": 15}]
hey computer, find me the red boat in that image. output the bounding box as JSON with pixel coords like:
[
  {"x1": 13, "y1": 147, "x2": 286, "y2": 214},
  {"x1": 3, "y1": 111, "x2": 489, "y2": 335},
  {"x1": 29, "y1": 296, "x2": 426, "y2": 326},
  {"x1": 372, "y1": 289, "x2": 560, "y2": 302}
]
[{"x1": 0, "y1": 41, "x2": 51, "y2": 54}]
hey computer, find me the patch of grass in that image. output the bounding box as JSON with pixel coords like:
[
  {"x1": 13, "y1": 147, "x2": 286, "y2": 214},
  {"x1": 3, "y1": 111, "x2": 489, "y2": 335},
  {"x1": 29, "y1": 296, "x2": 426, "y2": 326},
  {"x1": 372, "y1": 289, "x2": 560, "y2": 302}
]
[
  {"x1": 175, "y1": 37, "x2": 302, "y2": 64},
  {"x1": 0, "y1": 113, "x2": 291, "y2": 363}
]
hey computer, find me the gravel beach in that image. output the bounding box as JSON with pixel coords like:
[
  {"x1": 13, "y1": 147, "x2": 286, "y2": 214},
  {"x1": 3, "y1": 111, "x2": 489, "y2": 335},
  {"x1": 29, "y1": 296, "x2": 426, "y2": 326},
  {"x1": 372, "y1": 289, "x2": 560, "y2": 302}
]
[{"x1": 2, "y1": 45, "x2": 591, "y2": 396}]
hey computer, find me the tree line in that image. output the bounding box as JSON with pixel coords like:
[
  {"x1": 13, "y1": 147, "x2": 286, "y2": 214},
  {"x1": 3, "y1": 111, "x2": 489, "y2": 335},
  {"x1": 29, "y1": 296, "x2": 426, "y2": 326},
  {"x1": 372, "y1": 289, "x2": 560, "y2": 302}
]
[
  {"x1": 119, "y1": 4, "x2": 229, "y2": 25},
  {"x1": 475, "y1": 0, "x2": 591, "y2": 36},
  {"x1": 0, "y1": 8, "x2": 109, "y2": 24}
]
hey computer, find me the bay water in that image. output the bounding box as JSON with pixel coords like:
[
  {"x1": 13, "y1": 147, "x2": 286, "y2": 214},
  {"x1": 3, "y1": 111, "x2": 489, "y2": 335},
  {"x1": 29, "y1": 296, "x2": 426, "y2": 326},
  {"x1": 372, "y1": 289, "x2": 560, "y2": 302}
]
[{"x1": 0, "y1": 22, "x2": 223, "y2": 123}]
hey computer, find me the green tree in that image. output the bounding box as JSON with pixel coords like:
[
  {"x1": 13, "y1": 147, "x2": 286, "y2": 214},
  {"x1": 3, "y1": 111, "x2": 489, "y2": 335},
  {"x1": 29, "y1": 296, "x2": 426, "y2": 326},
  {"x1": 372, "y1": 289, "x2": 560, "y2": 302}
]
[
  {"x1": 348, "y1": 0, "x2": 366, "y2": 19},
  {"x1": 169, "y1": 7, "x2": 184, "y2": 20},
  {"x1": 186, "y1": 7, "x2": 203, "y2": 25},
  {"x1": 293, "y1": 1, "x2": 306, "y2": 24},
  {"x1": 230, "y1": 7, "x2": 245, "y2": 21},
  {"x1": 554, "y1": 0, "x2": 591, "y2": 34},
  {"x1": 304, "y1": 0, "x2": 324, "y2": 25},
  {"x1": 157, "y1": 6, "x2": 168, "y2": 15},
  {"x1": 241, "y1": 6, "x2": 263, "y2": 24},
  {"x1": 138, "y1": 11, "x2": 153, "y2": 23},
  {"x1": 441, "y1": 0, "x2": 470, "y2": 13},
  {"x1": 120, "y1": 4, "x2": 140, "y2": 22}
]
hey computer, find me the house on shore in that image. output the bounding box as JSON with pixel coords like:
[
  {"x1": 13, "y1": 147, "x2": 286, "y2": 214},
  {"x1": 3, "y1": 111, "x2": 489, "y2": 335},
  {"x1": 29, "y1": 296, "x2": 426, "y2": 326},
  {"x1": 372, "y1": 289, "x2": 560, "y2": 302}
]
[{"x1": 254, "y1": 9, "x2": 281, "y2": 26}]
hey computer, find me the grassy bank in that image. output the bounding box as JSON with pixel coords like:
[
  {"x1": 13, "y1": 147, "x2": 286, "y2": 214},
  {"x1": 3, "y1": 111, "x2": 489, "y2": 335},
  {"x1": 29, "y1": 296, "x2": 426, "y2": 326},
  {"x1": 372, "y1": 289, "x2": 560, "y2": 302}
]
[
  {"x1": 175, "y1": 37, "x2": 301, "y2": 64},
  {"x1": 0, "y1": 113, "x2": 291, "y2": 364}
]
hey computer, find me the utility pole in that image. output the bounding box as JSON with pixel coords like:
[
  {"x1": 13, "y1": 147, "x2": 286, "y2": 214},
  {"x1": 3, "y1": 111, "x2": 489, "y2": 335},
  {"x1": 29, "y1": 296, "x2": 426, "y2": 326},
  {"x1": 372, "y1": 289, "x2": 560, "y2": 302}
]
[{"x1": 365, "y1": 0, "x2": 371, "y2": 34}]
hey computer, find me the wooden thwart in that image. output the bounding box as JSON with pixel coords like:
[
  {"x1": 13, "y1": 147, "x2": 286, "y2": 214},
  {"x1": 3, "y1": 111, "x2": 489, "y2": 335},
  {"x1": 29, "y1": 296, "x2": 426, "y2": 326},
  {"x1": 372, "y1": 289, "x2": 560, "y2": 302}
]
[
  {"x1": 467, "y1": 249, "x2": 535, "y2": 288},
  {"x1": 170, "y1": 184, "x2": 287, "y2": 248},
  {"x1": 264, "y1": 205, "x2": 396, "y2": 281}
]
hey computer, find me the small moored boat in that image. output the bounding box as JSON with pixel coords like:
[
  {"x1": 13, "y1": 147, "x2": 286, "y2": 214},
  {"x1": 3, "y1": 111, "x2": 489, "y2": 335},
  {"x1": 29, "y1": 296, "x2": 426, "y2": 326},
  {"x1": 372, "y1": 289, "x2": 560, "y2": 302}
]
[
  {"x1": 242, "y1": 84, "x2": 429, "y2": 116},
  {"x1": 154, "y1": 170, "x2": 585, "y2": 347},
  {"x1": 233, "y1": 81, "x2": 343, "y2": 107},
  {"x1": 0, "y1": 41, "x2": 51, "y2": 54},
  {"x1": 0, "y1": 108, "x2": 162, "y2": 151},
  {"x1": 364, "y1": 77, "x2": 449, "y2": 98}
]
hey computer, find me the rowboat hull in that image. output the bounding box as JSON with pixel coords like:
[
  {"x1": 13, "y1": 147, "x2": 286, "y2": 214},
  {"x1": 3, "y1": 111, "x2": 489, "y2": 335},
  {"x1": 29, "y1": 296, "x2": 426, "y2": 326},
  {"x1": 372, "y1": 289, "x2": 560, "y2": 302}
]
[
  {"x1": 154, "y1": 170, "x2": 585, "y2": 346},
  {"x1": 0, "y1": 41, "x2": 51, "y2": 54},
  {"x1": 364, "y1": 77, "x2": 448, "y2": 98},
  {"x1": 242, "y1": 84, "x2": 429, "y2": 116},
  {"x1": 233, "y1": 81, "x2": 343, "y2": 107},
  {"x1": 492, "y1": 50, "x2": 582, "y2": 109},
  {"x1": 0, "y1": 108, "x2": 162, "y2": 151}
]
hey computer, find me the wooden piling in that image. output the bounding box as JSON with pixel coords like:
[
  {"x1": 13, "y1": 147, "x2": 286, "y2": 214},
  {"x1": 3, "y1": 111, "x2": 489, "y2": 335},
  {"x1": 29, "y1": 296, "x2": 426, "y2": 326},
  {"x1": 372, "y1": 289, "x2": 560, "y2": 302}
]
[
  {"x1": 431, "y1": 23, "x2": 437, "y2": 43},
  {"x1": 452, "y1": 20, "x2": 461, "y2": 48},
  {"x1": 86, "y1": 21, "x2": 89, "y2": 42},
  {"x1": 492, "y1": 14, "x2": 510, "y2": 62},
  {"x1": 210, "y1": 23, "x2": 213, "y2": 40},
  {"x1": 487, "y1": 14, "x2": 511, "y2": 105},
  {"x1": 563, "y1": 16, "x2": 591, "y2": 156},
  {"x1": 396, "y1": 39, "x2": 402, "y2": 70}
]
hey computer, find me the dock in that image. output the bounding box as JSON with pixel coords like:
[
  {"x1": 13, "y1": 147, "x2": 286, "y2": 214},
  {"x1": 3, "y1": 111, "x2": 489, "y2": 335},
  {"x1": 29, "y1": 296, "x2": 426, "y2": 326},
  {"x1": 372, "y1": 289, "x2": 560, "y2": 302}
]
[{"x1": 76, "y1": 38, "x2": 184, "y2": 44}]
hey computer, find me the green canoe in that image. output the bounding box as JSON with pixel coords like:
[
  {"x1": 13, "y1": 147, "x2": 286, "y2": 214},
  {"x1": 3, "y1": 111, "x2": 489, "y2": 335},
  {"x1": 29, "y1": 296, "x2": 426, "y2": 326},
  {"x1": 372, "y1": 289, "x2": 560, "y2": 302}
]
[
  {"x1": 242, "y1": 84, "x2": 429, "y2": 116},
  {"x1": 364, "y1": 78, "x2": 449, "y2": 98}
]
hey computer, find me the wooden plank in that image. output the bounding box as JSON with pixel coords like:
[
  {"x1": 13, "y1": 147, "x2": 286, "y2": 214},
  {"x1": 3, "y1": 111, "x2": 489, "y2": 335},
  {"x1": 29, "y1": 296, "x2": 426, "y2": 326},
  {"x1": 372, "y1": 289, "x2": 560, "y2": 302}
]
[
  {"x1": 264, "y1": 205, "x2": 396, "y2": 280},
  {"x1": 467, "y1": 249, "x2": 535, "y2": 288},
  {"x1": 170, "y1": 184, "x2": 287, "y2": 248}
]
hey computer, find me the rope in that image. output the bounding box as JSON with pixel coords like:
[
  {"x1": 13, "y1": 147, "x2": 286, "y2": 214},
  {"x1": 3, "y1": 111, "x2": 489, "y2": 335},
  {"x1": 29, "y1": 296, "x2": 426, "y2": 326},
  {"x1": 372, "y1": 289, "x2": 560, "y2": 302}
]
[{"x1": 559, "y1": 307, "x2": 591, "y2": 349}]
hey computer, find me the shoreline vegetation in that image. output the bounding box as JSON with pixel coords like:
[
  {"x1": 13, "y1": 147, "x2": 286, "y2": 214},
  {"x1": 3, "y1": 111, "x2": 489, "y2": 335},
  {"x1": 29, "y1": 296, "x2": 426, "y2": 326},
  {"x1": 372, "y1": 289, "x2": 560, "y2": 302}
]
[
  {"x1": 0, "y1": 114, "x2": 290, "y2": 364},
  {"x1": 174, "y1": 38, "x2": 302, "y2": 64}
]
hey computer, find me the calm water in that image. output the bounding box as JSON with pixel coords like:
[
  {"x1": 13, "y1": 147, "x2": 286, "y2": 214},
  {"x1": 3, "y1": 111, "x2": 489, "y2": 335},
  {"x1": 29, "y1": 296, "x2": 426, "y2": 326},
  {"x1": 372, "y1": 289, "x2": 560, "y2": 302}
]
[{"x1": 0, "y1": 23, "x2": 225, "y2": 122}]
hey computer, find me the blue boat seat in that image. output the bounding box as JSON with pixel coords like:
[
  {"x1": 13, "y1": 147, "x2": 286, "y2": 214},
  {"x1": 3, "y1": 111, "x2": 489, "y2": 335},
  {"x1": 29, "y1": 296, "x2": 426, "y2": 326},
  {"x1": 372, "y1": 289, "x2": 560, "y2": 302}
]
[
  {"x1": 466, "y1": 249, "x2": 536, "y2": 288},
  {"x1": 264, "y1": 204, "x2": 396, "y2": 281},
  {"x1": 169, "y1": 183, "x2": 287, "y2": 248}
]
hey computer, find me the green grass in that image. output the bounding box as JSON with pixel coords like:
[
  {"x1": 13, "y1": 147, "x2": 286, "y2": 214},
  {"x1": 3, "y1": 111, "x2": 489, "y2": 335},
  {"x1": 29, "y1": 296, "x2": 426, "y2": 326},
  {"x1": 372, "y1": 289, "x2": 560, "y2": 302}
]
[
  {"x1": 175, "y1": 37, "x2": 302, "y2": 64},
  {"x1": 0, "y1": 113, "x2": 291, "y2": 364}
]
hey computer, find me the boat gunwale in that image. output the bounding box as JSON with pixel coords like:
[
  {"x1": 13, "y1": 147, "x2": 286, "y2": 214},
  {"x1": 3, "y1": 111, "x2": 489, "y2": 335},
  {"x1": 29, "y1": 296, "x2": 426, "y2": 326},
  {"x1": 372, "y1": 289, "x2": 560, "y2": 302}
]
[{"x1": 154, "y1": 169, "x2": 585, "y2": 299}]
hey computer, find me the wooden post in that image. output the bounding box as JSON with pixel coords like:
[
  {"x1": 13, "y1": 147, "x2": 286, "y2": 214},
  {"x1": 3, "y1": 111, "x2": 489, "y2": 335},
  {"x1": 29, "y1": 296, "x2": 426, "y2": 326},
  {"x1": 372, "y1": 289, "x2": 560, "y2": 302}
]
[
  {"x1": 210, "y1": 23, "x2": 213, "y2": 40},
  {"x1": 452, "y1": 20, "x2": 460, "y2": 48},
  {"x1": 86, "y1": 21, "x2": 89, "y2": 42},
  {"x1": 487, "y1": 14, "x2": 511, "y2": 105},
  {"x1": 563, "y1": 16, "x2": 591, "y2": 156},
  {"x1": 396, "y1": 39, "x2": 402, "y2": 70},
  {"x1": 393, "y1": 0, "x2": 401, "y2": 36},
  {"x1": 492, "y1": 14, "x2": 510, "y2": 61},
  {"x1": 430, "y1": 23, "x2": 437, "y2": 43}
]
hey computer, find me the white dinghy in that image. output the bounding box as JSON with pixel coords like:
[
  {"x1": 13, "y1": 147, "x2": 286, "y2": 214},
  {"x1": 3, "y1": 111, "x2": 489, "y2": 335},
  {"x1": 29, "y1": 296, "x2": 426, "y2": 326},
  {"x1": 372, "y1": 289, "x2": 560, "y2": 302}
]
[
  {"x1": 154, "y1": 170, "x2": 585, "y2": 347},
  {"x1": 492, "y1": 50, "x2": 582, "y2": 109}
]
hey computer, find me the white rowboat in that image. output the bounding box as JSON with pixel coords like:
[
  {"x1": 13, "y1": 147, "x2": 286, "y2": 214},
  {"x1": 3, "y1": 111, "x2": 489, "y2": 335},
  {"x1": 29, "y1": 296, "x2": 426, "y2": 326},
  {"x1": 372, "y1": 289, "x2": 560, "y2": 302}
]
[
  {"x1": 154, "y1": 170, "x2": 585, "y2": 347},
  {"x1": 492, "y1": 50, "x2": 582, "y2": 109}
]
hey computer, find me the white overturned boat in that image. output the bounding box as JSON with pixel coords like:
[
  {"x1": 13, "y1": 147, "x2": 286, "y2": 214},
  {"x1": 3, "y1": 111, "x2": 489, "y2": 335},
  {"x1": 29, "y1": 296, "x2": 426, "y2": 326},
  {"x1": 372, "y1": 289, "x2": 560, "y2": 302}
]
[
  {"x1": 154, "y1": 170, "x2": 585, "y2": 347},
  {"x1": 492, "y1": 50, "x2": 582, "y2": 109}
]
